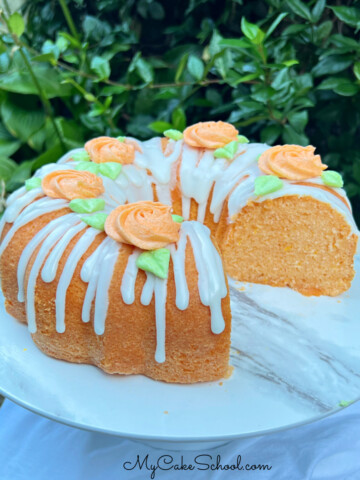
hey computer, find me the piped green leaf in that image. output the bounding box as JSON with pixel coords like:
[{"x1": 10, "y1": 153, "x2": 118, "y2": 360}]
[
  {"x1": 75, "y1": 162, "x2": 100, "y2": 174},
  {"x1": 71, "y1": 149, "x2": 90, "y2": 162},
  {"x1": 214, "y1": 140, "x2": 239, "y2": 160},
  {"x1": 81, "y1": 213, "x2": 108, "y2": 230},
  {"x1": 116, "y1": 136, "x2": 125, "y2": 142},
  {"x1": 254, "y1": 175, "x2": 283, "y2": 196},
  {"x1": 25, "y1": 177, "x2": 42, "y2": 191},
  {"x1": 98, "y1": 162, "x2": 122, "y2": 179},
  {"x1": 321, "y1": 170, "x2": 344, "y2": 188},
  {"x1": 164, "y1": 129, "x2": 183, "y2": 141},
  {"x1": 136, "y1": 248, "x2": 170, "y2": 279},
  {"x1": 69, "y1": 198, "x2": 105, "y2": 214},
  {"x1": 172, "y1": 214, "x2": 184, "y2": 223},
  {"x1": 214, "y1": 147, "x2": 232, "y2": 160},
  {"x1": 237, "y1": 135, "x2": 250, "y2": 144}
]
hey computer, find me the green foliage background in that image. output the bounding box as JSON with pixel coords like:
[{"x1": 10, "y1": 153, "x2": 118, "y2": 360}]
[{"x1": 0, "y1": 0, "x2": 360, "y2": 220}]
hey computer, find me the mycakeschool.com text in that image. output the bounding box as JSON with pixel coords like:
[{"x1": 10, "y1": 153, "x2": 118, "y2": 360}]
[{"x1": 122, "y1": 453, "x2": 273, "y2": 478}]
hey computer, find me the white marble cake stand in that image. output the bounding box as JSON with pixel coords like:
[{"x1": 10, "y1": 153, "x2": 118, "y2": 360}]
[{"x1": 0, "y1": 257, "x2": 360, "y2": 450}]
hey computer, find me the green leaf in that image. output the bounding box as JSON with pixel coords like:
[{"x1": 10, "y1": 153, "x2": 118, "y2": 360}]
[
  {"x1": 98, "y1": 162, "x2": 122, "y2": 179},
  {"x1": 254, "y1": 175, "x2": 283, "y2": 196},
  {"x1": 329, "y1": 6, "x2": 360, "y2": 28},
  {"x1": 1, "y1": 97, "x2": 45, "y2": 143},
  {"x1": 25, "y1": 177, "x2": 42, "y2": 190},
  {"x1": 187, "y1": 55, "x2": 204, "y2": 81},
  {"x1": 171, "y1": 108, "x2": 186, "y2": 131},
  {"x1": 260, "y1": 125, "x2": 282, "y2": 145},
  {"x1": 312, "y1": 0, "x2": 326, "y2": 23},
  {"x1": 286, "y1": 0, "x2": 312, "y2": 21},
  {"x1": 91, "y1": 56, "x2": 111, "y2": 80},
  {"x1": 0, "y1": 138, "x2": 20, "y2": 157},
  {"x1": 354, "y1": 62, "x2": 360, "y2": 81},
  {"x1": 56, "y1": 36, "x2": 70, "y2": 53},
  {"x1": 32, "y1": 53, "x2": 57, "y2": 64},
  {"x1": 0, "y1": 53, "x2": 10, "y2": 73},
  {"x1": 218, "y1": 38, "x2": 250, "y2": 49},
  {"x1": 6, "y1": 160, "x2": 33, "y2": 192},
  {"x1": 81, "y1": 213, "x2": 108, "y2": 231},
  {"x1": 321, "y1": 170, "x2": 344, "y2": 188},
  {"x1": 0, "y1": 65, "x2": 73, "y2": 98},
  {"x1": 100, "y1": 85, "x2": 128, "y2": 96},
  {"x1": 237, "y1": 135, "x2": 249, "y2": 143},
  {"x1": 75, "y1": 161, "x2": 99, "y2": 174},
  {"x1": 32, "y1": 143, "x2": 65, "y2": 171},
  {"x1": 214, "y1": 147, "x2": 232, "y2": 160},
  {"x1": 333, "y1": 83, "x2": 359, "y2": 97},
  {"x1": 330, "y1": 34, "x2": 360, "y2": 50},
  {"x1": 175, "y1": 53, "x2": 189, "y2": 82},
  {"x1": 8, "y1": 12, "x2": 25, "y2": 37},
  {"x1": 148, "y1": 121, "x2": 173, "y2": 134},
  {"x1": 282, "y1": 59, "x2": 299, "y2": 67},
  {"x1": 312, "y1": 55, "x2": 353, "y2": 77},
  {"x1": 0, "y1": 157, "x2": 17, "y2": 182},
  {"x1": 136, "y1": 248, "x2": 171, "y2": 279},
  {"x1": 314, "y1": 21, "x2": 333, "y2": 42},
  {"x1": 132, "y1": 56, "x2": 154, "y2": 84},
  {"x1": 266, "y1": 12, "x2": 288, "y2": 38},
  {"x1": 164, "y1": 129, "x2": 183, "y2": 140},
  {"x1": 317, "y1": 77, "x2": 349, "y2": 90},
  {"x1": 282, "y1": 124, "x2": 309, "y2": 145},
  {"x1": 214, "y1": 140, "x2": 239, "y2": 160},
  {"x1": 288, "y1": 110, "x2": 308, "y2": 132},
  {"x1": 241, "y1": 18, "x2": 265, "y2": 45},
  {"x1": 41, "y1": 40, "x2": 60, "y2": 60},
  {"x1": 71, "y1": 150, "x2": 90, "y2": 162},
  {"x1": 172, "y1": 214, "x2": 184, "y2": 223},
  {"x1": 69, "y1": 198, "x2": 105, "y2": 214}
]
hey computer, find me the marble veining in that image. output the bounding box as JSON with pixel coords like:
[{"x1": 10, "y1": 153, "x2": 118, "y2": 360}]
[{"x1": 229, "y1": 255, "x2": 360, "y2": 413}]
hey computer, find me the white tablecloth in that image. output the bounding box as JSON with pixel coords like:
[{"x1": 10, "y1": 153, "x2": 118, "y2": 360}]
[{"x1": 0, "y1": 399, "x2": 359, "y2": 480}]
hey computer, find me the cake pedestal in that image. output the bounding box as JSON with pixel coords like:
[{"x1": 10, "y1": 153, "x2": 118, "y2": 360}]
[{"x1": 1, "y1": 257, "x2": 360, "y2": 449}]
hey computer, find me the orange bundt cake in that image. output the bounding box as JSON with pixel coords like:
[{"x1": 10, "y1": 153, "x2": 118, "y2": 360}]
[{"x1": 0, "y1": 120, "x2": 358, "y2": 383}]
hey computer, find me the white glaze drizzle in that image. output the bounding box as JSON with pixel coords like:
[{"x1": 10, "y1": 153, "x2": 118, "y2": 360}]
[
  {"x1": 169, "y1": 241, "x2": 189, "y2": 310},
  {"x1": 140, "y1": 273, "x2": 155, "y2": 306},
  {"x1": 55, "y1": 228, "x2": 101, "y2": 333},
  {"x1": 41, "y1": 221, "x2": 86, "y2": 283},
  {"x1": 80, "y1": 237, "x2": 113, "y2": 325},
  {"x1": 93, "y1": 240, "x2": 120, "y2": 335},
  {"x1": 17, "y1": 214, "x2": 79, "y2": 302},
  {"x1": 4, "y1": 188, "x2": 43, "y2": 223},
  {"x1": 0, "y1": 198, "x2": 68, "y2": 258},
  {"x1": 26, "y1": 217, "x2": 80, "y2": 333},
  {"x1": 178, "y1": 221, "x2": 227, "y2": 334},
  {"x1": 154, "y1": 276, "x2": 168, "y2": 363},
  {"x1": 121, "y1": 250, "x2": 140, "y2": 305},
  {"x1": 210, "y1": 144, "x2": 269, "y2": 221}
]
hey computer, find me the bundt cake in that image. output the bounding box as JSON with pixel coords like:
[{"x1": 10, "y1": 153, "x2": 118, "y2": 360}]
[{"x1": 0, "y1": 120, "x2": 358, "y2": 383}]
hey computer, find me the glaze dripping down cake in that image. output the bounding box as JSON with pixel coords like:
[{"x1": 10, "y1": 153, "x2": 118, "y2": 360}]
[{"x1": 0, "y1": 121, "x2": 358, "y2": 383}]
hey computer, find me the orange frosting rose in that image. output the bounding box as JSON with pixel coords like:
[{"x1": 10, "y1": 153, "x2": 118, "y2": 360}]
[
  {"x1": 258, "y1": 145, "x2": 327, "y2": 180},
  {"x1": 42, "y1": 170, "x2": 104, "y2": 200},
  {"x1": 105, "y1": 201, "x2": 180, "y2": 250},
  {"x1": 183, "y1": 121, "x2": 239, "y2": 149},
  {"x1": 85, "y1": 136, "x2": 135, "y2": 164}
]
